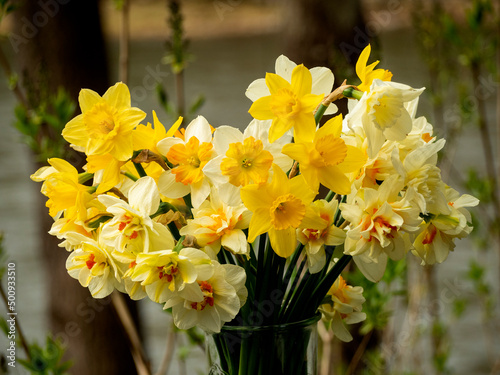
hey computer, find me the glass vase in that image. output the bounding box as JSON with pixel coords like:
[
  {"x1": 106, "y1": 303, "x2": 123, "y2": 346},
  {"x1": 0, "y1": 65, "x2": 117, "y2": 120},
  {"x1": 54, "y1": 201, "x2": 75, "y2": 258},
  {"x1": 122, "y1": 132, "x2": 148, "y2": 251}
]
[{"x1": 206, "y1": 313, "x2": 321, "y2": 375}]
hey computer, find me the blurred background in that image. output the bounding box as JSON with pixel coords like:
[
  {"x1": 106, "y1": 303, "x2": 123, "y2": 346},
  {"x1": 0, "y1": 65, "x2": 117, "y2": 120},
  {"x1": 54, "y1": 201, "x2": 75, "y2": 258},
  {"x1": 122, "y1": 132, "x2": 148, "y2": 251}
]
[{"x1": 0, "y1": 0, "x2": 499, "y2": 374}]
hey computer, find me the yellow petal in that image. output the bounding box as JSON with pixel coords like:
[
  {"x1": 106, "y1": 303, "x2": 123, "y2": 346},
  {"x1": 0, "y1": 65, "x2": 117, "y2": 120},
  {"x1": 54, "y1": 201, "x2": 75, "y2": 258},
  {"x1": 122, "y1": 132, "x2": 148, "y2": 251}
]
[
  {"x1": 269, "y1": 227, "x2": 296, "y2": 257},
  {"x1": 62, "y1": 114, "x2": 86, "y2": 148},
  {"x1": 265, "y1": 72, "x2": 290, "y2": 95},
  {"x1": 318, "y1": 165, "x2": 351, "y2": 195},
  {"x1": 337, "y1": 145, "x2": 367, "y2": 173},
  {"x1": 249, "y1": 96, "x2": 274, "y2": 120},
  {"x1": 281, "y1": 142, "x2": 311, "y2": 165},
  {"x1": 292, "y1": 113, "x2": 316, "y2": 143},
  {"x1": 291, "y1": 64, "x2": 313, "y2": 98},
  {"x1": 78, "y1": 89, "x2": 102, "y2": 113},
  {"x1": 103, "y1": 82, "x2": 131, "y2": 110},
  {"x1": 289, "y1": 174, "x2": 316, "y2": 204},
  {"x1": 316, "y1": 114, "x2": 343, "y2": 140},
  {"x1": 268, "y1": 117, "x2": 293, "y2": 143},
  {"x1": 247, "y1": 208, "x2": 272, "y2": 243}
]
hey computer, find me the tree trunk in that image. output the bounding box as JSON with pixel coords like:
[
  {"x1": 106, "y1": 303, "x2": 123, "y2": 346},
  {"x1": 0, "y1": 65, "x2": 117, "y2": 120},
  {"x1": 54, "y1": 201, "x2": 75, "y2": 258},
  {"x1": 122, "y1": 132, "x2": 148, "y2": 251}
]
[{"x1": 11, "y1": 1, "x2": 140, "y2": 373}]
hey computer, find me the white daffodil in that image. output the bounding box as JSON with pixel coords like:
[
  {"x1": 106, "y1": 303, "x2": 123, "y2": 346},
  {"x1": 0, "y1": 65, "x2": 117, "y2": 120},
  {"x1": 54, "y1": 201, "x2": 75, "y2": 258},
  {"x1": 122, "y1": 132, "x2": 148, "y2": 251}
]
[
  {"x1": 412, "y1": 186, "x2": 478, "y2": 265},
  {"x1": 346, "y1": 79, "x2": 424, "y2": 158},
  {"x1": 245, "y1": 55, "x2": 338, "y2": 115},
  {"x1": 98, "y1": 176, "x2": 175, "y2": 254},
  {"x1": 156, "y1": 116, "x2": 216, "y2": 208},
  {"x1": 203, "y1": 119, "x2": 293, "y2": 205},
  {"x1": 180, "y1": 186, "x2": 251, "y2": 257},
  {"x1": 319, "y1": 275, "x2": 366, "y2": 342},
  {"x1": 297, "y1": 199, "x2": 346, "y2": 273},
  {"x1": 64, "y1": 232, "x2": 124, "y2": 298},
  {"x1": 165, "y1": 262, "x2": 247, "y2": 333},
  {"x1": 131, "y1": 248, "x2": 214, "y2": 304},
  {"x1": 340, "y1": 176, "x2": 422, "y2": 282}
]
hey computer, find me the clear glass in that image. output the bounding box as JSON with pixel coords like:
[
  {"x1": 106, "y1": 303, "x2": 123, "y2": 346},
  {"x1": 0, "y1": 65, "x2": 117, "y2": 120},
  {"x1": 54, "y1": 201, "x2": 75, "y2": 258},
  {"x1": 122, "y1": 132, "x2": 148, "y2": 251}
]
[{"x1": 206, "y1": 314, "x2": 321, "y2": 375}]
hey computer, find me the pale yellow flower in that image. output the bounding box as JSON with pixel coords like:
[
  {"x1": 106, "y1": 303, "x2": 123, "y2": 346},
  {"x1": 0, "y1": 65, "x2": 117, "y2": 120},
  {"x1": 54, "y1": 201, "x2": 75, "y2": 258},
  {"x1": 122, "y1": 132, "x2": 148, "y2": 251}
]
[
  {"x1": 180, "y1": 187, "x2": 251, "y2": 256},
  {"x1": 340, "y1": 176, "x2": 422, "y2": 281},
  {"x1": 412, "y1": 186, "x2": 478, "y2": 265},
  {"x1": 298, "y1": 199, "x2": 346, "y2": 273},
  {"x1": 131, "y1": 248, "x2": 214, "y2": 304},
  {"x1": 165, "y1": 262, "x2": 247, "y2": 333},
  {"x1": 320, "y1": 275, "x2": 366, "y2": 342}
]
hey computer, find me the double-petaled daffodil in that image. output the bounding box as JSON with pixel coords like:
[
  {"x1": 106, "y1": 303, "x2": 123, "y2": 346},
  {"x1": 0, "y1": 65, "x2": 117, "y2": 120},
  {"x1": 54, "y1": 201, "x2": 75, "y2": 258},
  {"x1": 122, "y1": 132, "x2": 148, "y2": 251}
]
[
  {"x1": 298, "y1": 199, "x2": 346, "y2": 273},
  {"x1": 240, "y1": 164, "x2": 316, "y2": 257},
  {"x1": 157, "y1": 116, "x2": 216, "y2": 208},
  {"x1": 355, "y1": 44, "x2": 393, "y2": 92},
  {"x1": 412, "y1": 186, "x2": 478, "y2": 265},
  {"x1": 346, "y1": 79, "x2": 424, "y2": 158},
  {"x1": 62, "y1": 82, "x2": 146, "y2": 161},
  {"x1": 203, "y1": 119, "x2": 293, "y2": 204},
  {"x1": 319, "y1": 275, "x2": 366, "y2": 342},
  {"x1": 65, "y1": 232, "x2": 123, "y2": 298},
  {"x1": 282, "y1": 115, "x2": 366, "y2": 195},
  {"x1": 180, "y1": 187, "x2": 251, "y2": 257},
  {"x1": 131, "y1": 248, "x2": 214, "y2": 304},
  {"x1": 31, "y1": 158, "x2": 96, "y2": 224},
  {"x1": 392, "y1": 139, "x2": 446, "y2": 214},
  {"x1": 165, "y1": 262, "x2": 247, "y2": 333},
  {"x1": 98, "y1": 176, "x2": 175, "y2": 254},
  {"x1": 340, "y1": 176, "x2": 422, "y2": 282},
  {"x1": 248, "y1": 62, "x2": 326, "y2": 143}
]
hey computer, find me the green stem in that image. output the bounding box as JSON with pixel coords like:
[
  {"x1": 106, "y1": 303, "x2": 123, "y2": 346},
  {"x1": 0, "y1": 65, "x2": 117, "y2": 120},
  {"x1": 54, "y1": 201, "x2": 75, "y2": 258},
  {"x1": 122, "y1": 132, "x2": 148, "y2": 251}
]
[
  {"x1": 343, "y1": 87, "x2": 364, "y2": 100},
  {"x1": 123, "y1": 171, "x2": 138, "y2": 182},
  {"x1": 133, "y1": 162, "x2": 147, "y2": 178},
  {"x1": 314, "y1": 103, "x2": 328, "y2": 124}
]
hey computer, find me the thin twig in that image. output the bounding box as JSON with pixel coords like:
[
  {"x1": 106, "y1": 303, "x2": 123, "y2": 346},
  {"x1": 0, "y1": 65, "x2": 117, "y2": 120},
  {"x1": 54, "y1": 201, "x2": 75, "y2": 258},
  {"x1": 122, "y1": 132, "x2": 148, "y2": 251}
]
[
  {"x1": 0, "y1": 44, "x2": 29, "y2": 109},
  {"x1": 119, "y1": 0, "x2": 130, "y2": 84},
  {"x1": 111, "y1": 292, "x2": 151, "y2": 375},
  {"x1": 345, "y1": 329, "x2": 373, "y2": 375},
  {"x1": 154, "y1": 323, "x2": 177, "y2": 375},
  {"x1": 0, "y1": 284, "x2": 31, "y2": 361}
]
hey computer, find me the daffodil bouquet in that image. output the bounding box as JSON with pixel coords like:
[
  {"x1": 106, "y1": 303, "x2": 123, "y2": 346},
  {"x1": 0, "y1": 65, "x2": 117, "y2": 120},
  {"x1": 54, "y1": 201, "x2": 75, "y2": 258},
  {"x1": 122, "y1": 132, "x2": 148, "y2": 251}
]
[{"x1": 32, "y1": 45, "x2": 478, "y2": 374}]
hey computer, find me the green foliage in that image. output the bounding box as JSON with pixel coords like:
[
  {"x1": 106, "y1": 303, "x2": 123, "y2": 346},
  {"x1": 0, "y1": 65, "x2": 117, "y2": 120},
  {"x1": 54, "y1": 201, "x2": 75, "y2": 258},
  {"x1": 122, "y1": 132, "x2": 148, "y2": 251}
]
[
  {"x1": 13, "y1": 88, "x2": 76, "y2": 161},
  {"x1": 0, "y1": 0, "x2": 15, "y2": 22},
  {"x1": 162, "y1": 0, "x2": 192, "y2": 75},
  {"x1": 17, "y1": 337, "x2": 72, "y2": 375}
]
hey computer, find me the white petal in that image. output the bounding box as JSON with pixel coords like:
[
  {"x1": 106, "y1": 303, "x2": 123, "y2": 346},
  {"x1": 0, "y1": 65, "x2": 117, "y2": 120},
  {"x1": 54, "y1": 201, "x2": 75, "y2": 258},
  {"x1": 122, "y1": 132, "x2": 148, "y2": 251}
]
[
  {"x1": 275, "y1": 55, "x2": 296, "y2": 82},
  {"x1": 158, "y1": 171, "x2": 190, "y2": 199},
  {"x1": 213, "y1": 126, "x2": 243, "y2": 154},
  {"x1": 156, "y1": 137, "x2": 183, "y2": 156},
  {"x1": 128, "y1": 176, "x2": 160, "y2": 216},
  {"x1": 185, "y1": 116, "x2": 212, "y2": 143},
  {"x1": 245, "y1": 78, "x2": 269, "y2": 101},
  {"x1": 310, "y1": 67, "x2": 334, "y2": 96}
]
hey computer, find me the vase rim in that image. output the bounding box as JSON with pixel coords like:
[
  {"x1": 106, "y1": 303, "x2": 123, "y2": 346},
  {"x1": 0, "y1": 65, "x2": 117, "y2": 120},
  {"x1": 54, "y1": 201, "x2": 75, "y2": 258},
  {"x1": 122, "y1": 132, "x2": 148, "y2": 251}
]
[{"x1": 220, "y1": 312, "x2": 321, "y2": 333}]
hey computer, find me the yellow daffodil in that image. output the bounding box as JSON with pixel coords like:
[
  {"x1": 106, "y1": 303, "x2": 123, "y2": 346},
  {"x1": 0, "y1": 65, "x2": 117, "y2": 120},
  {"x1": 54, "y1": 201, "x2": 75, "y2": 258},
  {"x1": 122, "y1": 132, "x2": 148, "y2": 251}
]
[
  {"x1": 133, "y1": 111, "x2": 182, "y2": 154},
  {"x1": 298, "y1": 199, "x2": 346, "y2": 273},
  {"x1": 62, "y1": 82, "x2": 146, "y2": 161},
  {"x1": 31, "y1": 158, "x2": 95, "y2": 223},
  {"x1": 240, "y1": 164, "x2": 316, "y2": 257},
  {"x1": 248, "y1": 64, "x2": 324, "y2": 143},
  {"x1": 166, "y1": 262, "x2": 247, "y2": 333},
  {"x1": 319, "y1": 275, "x2": 366, "y2": 342},
  {"x1": 282, "y1": 115, "x2": 366, "y2": 195},
  {"x1": 355, "y1": 44, "x2": 393, "y2": 92}
]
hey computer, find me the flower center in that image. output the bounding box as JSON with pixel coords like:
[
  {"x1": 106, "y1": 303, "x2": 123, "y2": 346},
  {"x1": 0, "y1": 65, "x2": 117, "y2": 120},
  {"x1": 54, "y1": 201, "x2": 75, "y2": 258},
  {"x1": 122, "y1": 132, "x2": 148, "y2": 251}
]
[
  {"x1": 270, "y1": 194, "x2": 306, "y2": 230},
  {"x1": 367, "y1": 92, "x2": 402, "y2": 130},
  {"x1": 84, "y1": 102, "x2": 118, "y2": 137},
  {"x1": 190, "y1": 281, "x2": 215, "y2": 311},
  {"x1": 270, "y1": 88, "x2": 301, "y2": 119},
  {"x1": 313, "y1": 135, "x2": 348, "y2": 167},
  {"x1": 167, "y1": 137, "x2": 213, "y2": 185},
  {"x1": 220, "y1": 136, "x2": 273, "y2": 186}
]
